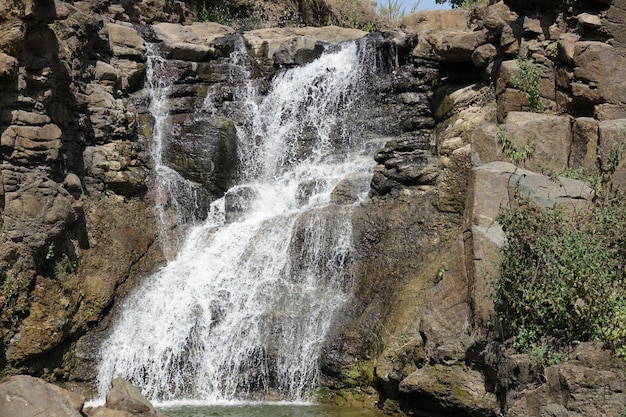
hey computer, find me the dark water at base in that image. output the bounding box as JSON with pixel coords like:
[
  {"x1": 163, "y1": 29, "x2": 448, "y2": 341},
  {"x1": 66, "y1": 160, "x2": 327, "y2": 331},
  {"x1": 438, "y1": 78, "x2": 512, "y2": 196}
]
[{"x1": 160, "y1": 404, "x2": 386, "y2": 417}]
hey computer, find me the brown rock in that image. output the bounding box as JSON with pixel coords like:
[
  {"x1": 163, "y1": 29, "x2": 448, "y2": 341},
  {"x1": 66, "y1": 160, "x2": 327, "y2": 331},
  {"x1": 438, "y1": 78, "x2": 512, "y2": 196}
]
[
  {"x1": 576, "y1": 12, "x2": 602, "y2": 28},
  {"x1": 0, "y1": 375, "x2": 84, "y2": 417},
  {"x1": 399, "y1": 364, "x2": 499, "y2": 416},
  {"x1": 506, "y1": 343, "x2": 626, "y2": 417},
  {"x1": 152, "y1": 22, "x2": 234, "y2": 61},
  {"x1": 482, "y1": 1, "x2": 518, "y2": 29},
  {"x1": 504, "y1": 111, "x2": 571, "y2": 172},
  {"x1": 0, "y1": 52, "x2": 18, "y2": 79},
  {"x1": 598, "y1": 119, "x2": 626, "y2": 190},
  {"x1": 425, "y1": 29, "x2": 492, "y2": 62},
  {"x1": 471, "y1": 122, "x2": 500, "y2": 165},
  {"x1": 106, "y1": 23, "x2": 146, "y2": 60},
  {"x1": 471, "y1": 43, "x2": 498, "y2": 67},
  {"x1": 242, "y1": 26, "x2": 366, "y2": 64},
  {"x1": 105, "y1": 378, "x2": 156, "y2": 416},
  {"x1": 573, "y1": 42, "x2": 626, "y2": 107},
  {"x1": 401, "y1": 9, "x2": 471, "y2": 33},
  {"x1": 420, "y1": 238, "x2": 471, "y2": 362},
  {"x1": 438, "y1": 144, "x2": 471, "y2": 213},
  {"x1": 571, "y1": 117, "x2": 598, "y2": 174},
  {"x1": 606, "y1": 0, "x2": 626, "y2": 47}
]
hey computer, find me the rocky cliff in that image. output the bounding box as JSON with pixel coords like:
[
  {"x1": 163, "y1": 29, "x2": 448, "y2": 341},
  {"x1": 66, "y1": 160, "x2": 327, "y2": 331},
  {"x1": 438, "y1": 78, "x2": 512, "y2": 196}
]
[{"x1": 0, "y1": 0, "x2": 625, "y2": 416}]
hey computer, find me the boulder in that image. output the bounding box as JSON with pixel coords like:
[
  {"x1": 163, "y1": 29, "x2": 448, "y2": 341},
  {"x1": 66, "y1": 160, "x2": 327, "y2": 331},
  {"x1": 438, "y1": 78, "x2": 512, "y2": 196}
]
[
  {"x1": 83, "y1": 141, "x2": 148, "y2": 196},
  {"x1": 0, "y1": 375, "x2": 84, "y2": 417},
  {"x1": 468, "y1": 161, "x2": 595, "y2": 327},
  {"x1": 1, "y1": 124, "x2": 63, "y2": 162},
  {"x1": 105, "y1": 378, "x2": 156, "y2": 416},
  {"x1": 273, "y1": 36, "x2": 325, "y2": 67},
  {"x1": 224, "y1": 185, "x2": 259, "y2": 223},
  {"x1": 152, "y1": 22, "x2": 235, "y2": 61},
  {"x1": 606, "y1": 0, "x2": 626, "y2": 47},
  {"x1": 163, "y1": 114, "x2": 238, "y2": 199},
  {"x1": 471, "y1": 43, "x2": 498, "y2": 67},
  {"x1": 398, "y1": 364, "x2": 499, "y2": 417},
  {"x1": 576, "y1": 12, "x2": 602, "y2": 29},
  {"x1": 242, "y1": 26, "x2": 366, "y2": 65},
  {"x1": 425, "y1": 29, "x2": 493, "y2": 62},
  {"x1": 573, "y1": 42, "x2": 626, "y2": 107},
  {"x1": 0, "y1": 52, "x2": 18, "y2": 79},
  {"x1": 401, "y1": 9, "x2": 471, "y2": 34},
  {"x1": 503, "y1": 111, "x2": 571, "y2": 172},
  {"x1": 329, "y1": 172, "x2": 371, "y2": 205},
  {"x1": 505, "y1": 343, "x2": 626, "y2": 417},
  {"x1": 482, "y1": 1, "x2": 518, "y2": 29},
  {"x1": 106, "y1": 22, "x2": 146, "y2": 60}
]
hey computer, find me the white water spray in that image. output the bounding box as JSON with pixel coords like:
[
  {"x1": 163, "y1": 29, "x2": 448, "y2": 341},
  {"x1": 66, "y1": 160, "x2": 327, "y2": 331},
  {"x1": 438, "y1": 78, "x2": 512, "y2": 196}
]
[{"x1": 97, "y1": 40, "x2": 376, "y2": 403}]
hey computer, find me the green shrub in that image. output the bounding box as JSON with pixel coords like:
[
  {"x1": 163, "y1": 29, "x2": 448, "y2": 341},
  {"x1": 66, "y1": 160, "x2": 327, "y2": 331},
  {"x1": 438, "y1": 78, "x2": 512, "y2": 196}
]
[
  {"x1": 495, "y1": 196, "x2": 626, "y2": 358},
  {"x1": 512, "y1": 44, "x2": 545, "y2": 112},
  {"x1": 496, "y1": 127, "x2": 535, "y2": 166}
]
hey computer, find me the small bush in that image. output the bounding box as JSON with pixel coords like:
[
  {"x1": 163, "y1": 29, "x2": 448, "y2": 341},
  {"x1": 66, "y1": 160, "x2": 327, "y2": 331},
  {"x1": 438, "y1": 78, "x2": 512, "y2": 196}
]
[
  {"x1": 495, "y1": 196, "x2": 626, "y2": 358},
  {"x1": 496, "y1": 127, "x2": 535, "y2": 166},
  {"x1": 512, "y1": 44, "x2": 545, "y2": 112}
]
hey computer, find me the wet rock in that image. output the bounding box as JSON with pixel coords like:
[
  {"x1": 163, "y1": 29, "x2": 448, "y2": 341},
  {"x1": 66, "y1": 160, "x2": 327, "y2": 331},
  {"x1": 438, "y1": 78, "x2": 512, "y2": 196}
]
[
  {"x1": 163, "y1": 114, "x2": 238, "y2": 200},
  {"x1": 105, "y1": 378, "x2": 156, "y2": 416},
  {"x1": 330, "y1": 172, "x2": 371, "y2": 205},
  {"x1": 242, "y1": 26, "x2": 366, "y2": 67},
  {"x1": 273, "y1": 36, "x2": 325, "y2": 67},
  {"x1": 225, "y1": 186, "x2": 259, "y2": 223}
]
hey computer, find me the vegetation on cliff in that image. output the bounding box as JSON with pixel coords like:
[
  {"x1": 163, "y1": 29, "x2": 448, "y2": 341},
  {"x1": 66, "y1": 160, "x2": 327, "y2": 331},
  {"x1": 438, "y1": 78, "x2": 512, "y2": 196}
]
[{"x1": 496, "y1": 169, "x2": 626, "y2": 364}]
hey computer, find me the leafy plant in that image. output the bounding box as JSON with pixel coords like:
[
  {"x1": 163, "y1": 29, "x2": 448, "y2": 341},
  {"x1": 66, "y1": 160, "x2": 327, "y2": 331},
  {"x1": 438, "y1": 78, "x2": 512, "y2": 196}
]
[
  {"x1": 54, "y1": 255, "x2": 77, "y2": 284},
  {"x1": 2, "y1": 275, "x2": 14, "y2": 306},
  {"x1": 512, "y1": 44, "x2": 545, "y2": 112},
  {"x1": 197, "y1": 0, "x2": 209, "y2": 22},
  {"x1": 547, "y1": 41, "x2": 558, "y2": 60},
  {"x1": 495, "y1": 195, "x2": 626, "y2": 360},
  {"x1": 45, "y1": 243, "x2": 55, "y2": 260},
  {"x1": 496, "y1": 127, "x2": 535, "y2": 166}
]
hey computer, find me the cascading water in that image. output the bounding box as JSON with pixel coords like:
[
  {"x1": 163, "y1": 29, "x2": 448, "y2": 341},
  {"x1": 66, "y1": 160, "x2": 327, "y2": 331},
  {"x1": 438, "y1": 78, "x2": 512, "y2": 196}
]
[
  {"x1": 97, "y1": 39, "x2": 377, "y2": 403},
  {"x1": 146, "y1": 44, "x2": 205, "y2": 257}
]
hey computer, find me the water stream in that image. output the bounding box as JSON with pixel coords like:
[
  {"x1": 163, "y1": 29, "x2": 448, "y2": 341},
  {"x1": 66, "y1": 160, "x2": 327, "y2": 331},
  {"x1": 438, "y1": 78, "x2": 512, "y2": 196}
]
[{"x1": 97, "y1": 39, "x2": 378, "y2": 404}]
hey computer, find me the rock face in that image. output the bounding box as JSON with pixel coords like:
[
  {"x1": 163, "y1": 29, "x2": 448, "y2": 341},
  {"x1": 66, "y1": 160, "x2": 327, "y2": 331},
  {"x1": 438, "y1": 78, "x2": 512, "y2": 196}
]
[{"x1": 0, "y1": 0, "x2": 625, "y2": 416}]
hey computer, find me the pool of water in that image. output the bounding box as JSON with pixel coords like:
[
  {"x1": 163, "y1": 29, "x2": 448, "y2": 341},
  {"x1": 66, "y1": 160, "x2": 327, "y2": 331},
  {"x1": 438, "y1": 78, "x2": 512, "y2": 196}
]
[{"x1": 159, "y1": 404, "x2": 386, "y2": 417}]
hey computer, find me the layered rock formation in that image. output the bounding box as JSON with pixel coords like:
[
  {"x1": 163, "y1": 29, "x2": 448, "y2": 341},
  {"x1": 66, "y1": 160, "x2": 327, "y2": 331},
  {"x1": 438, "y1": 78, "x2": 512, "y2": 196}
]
[{"x1": 0, "y1": 0, "x2": 625, "y2": 416}]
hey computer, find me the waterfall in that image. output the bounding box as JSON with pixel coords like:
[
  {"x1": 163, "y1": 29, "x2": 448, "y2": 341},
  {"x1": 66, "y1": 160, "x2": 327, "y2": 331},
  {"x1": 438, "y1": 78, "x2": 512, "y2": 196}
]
[
  {"x1": 97, "y1": 39, "x2": 376, "y2": 403},
  {"x1": 146, "y1": 44, "x2": 205, "y2": 258}
]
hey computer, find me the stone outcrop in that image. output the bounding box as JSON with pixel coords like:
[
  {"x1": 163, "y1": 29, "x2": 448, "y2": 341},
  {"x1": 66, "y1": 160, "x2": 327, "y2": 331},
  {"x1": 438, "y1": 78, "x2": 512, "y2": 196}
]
[
  {"x1": 0, "y1": 0, "x2": 625, "y2": 416},
  {"x1": 0, "y1": 375, "x2": 166, "y2": 417}
]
